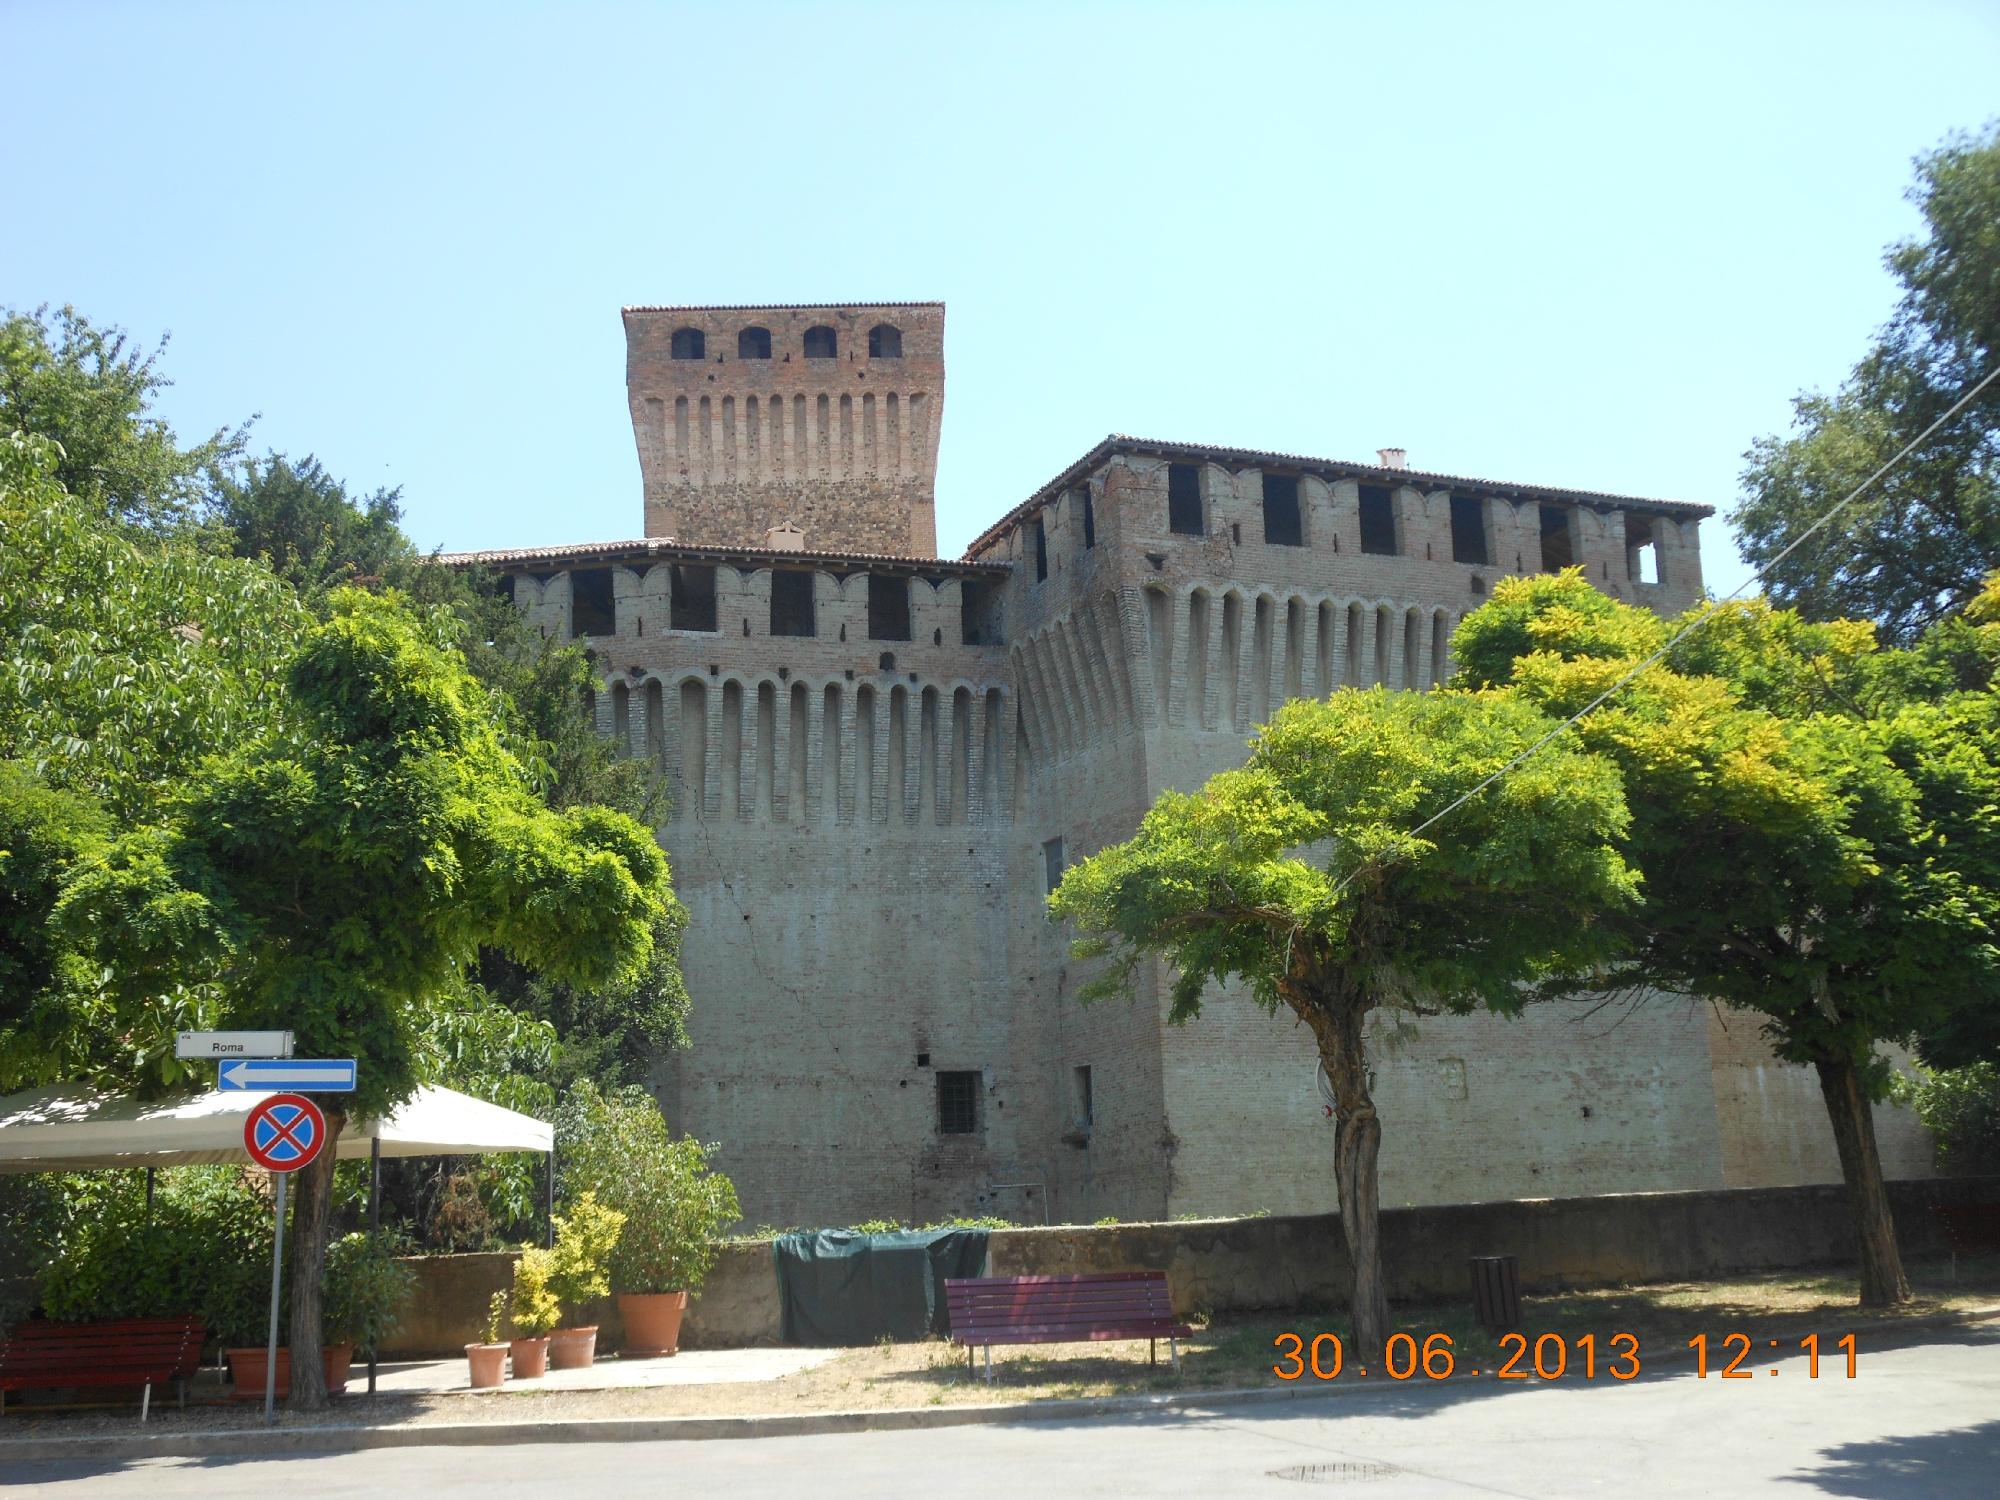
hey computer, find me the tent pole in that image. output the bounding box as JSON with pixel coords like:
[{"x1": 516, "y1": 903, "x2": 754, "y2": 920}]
[
  {"x1": 545, "y1": 1147, "x2": 555, "y2": 1249},
  {"x1": 368, "y1": 1134, "x2": 381, "y2": 1396}
]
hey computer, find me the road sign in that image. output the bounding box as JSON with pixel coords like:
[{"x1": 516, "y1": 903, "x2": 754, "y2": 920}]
[
  {"x1": 243, "y1": 1093, "x2": 327, "y2": 1174},
  {"x1": 175, "y1": 1030, "x2": 293, "y2": 1060},
  {"x1": 218, "y1": 1058, "x2": 357, "y2": 1092}
]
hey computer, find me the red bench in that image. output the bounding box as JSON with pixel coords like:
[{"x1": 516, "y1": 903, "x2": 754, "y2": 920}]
[
  {"x1": 0, "y1": 1317, "x2": 206, "y2": 1421},
  {"x1": 1934, "y1": 1203, "x2": 2000, "y2": 1280},
  {"x1": 945, "y1": 1271, "x2": 1193, "y2": 1383}
]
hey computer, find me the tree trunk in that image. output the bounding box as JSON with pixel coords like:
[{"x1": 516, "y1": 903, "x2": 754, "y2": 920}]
[
  {"x1": 1813, "y1": 1055, "x2": 1911, "y2": 1308},
  {"x1": 1294, "y1": 970, "x2": 1389, "y2": 1360},
  {"x1": 286, "y1": 1109, "x2": 345, "y2": 1410}
]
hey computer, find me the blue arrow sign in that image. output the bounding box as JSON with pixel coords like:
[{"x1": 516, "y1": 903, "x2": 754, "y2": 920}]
[{"x1": 218, "y1": 1058, "x2": 357, "y2": 1092}]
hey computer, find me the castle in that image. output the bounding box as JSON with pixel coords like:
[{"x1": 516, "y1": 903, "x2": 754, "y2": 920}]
[{"x1": 445, "y1": 301, "x2": 1933, "y2": 1228}]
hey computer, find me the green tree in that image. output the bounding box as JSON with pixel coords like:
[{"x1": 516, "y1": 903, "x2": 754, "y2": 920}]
[
  {"x1": 1457, "y1": 571, "x2": 2000, "y2": 1305},
  {"x1": 59, "y1": 589, "x2": 673, "y2": 1407},
  {"x1": 1735, "y1": 125, "x2": 2000, "y2": 641},
  {"x1": 1049, "y1": 688, "x2": 1639, "y2": 1353},
  {"x1": 207, "y1": 453, "x2": 414, "y2": 598},
  {"x1": 0, "y1": 305, "x2": 247, "y2": 529},
  {"x1": 0, "y1": 763, "x2": 112, "y2": 1092}
]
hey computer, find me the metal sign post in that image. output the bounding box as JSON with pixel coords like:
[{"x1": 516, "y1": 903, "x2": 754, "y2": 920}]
[{"x1": 243, "y1": 1092, "x2": 329, "y2": 1424}]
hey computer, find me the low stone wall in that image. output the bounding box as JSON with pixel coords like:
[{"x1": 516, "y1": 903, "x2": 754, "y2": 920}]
[{"x1": 380, "y1": 1176, "x2": 1999, "y2": 1355}]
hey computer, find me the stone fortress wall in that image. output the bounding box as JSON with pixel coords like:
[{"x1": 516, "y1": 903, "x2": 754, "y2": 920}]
[{"x1": 447, "y1": 301, "x2": 1934, "y2": 1229}]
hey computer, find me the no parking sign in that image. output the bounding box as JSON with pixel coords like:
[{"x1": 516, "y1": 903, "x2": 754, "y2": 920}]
[{"x1": 244, "y1": 1092, "x2": 327, "y2": 1173}]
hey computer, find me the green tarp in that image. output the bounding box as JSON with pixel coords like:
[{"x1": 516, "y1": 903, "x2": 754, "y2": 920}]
[{"x1": 773, "y1": 1228, "x2": 990, "y2": 1345}]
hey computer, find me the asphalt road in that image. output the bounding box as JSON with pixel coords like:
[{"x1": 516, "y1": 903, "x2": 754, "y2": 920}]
[{"x1": 7, "y1": 1323, "x2": 1997, "y2": 1498}]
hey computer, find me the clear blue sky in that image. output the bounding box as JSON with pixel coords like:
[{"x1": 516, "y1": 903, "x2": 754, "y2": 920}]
[{"x1": 6, "y1": 1, "x2": 1997, "y2": 597}]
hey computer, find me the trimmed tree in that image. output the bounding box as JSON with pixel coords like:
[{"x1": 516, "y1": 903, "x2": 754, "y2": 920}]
[
  {"x1": 61, "y1": 588, "x2": 673, "y2": 1406},
  {"x1": 1049, "y1": 687, "x2": 1638, "y2": 1354},
  {"x1": 1456, "y1": 571, "x2": 2000, "y2": 1306}
]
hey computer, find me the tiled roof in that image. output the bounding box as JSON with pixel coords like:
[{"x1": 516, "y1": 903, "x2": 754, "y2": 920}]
[
  {"x1": 622, "y1": 301, "x2": 945, "y2": 314},
  {"x1": 435, "y1": 536, "x2": 1006, "y2": 575},
  {"x1": 964, "y1": 435, "x2": 1715, "y2": 558}
]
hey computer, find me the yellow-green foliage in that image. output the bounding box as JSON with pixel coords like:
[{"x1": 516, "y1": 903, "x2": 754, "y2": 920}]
[
  {"x1": 546, "y1": 1191, "x2": 625, "y2": 1320},
  {"x1": 509, "y1": 1247, "x2": 562, "y2": 1337}
]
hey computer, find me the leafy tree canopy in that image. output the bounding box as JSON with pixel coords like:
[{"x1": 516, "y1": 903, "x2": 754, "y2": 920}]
[
  {"x1": 206, "y1": 453, "x2": 414, "y2": 598},
  {"x1": 0, "y1": 304, "x2": 247, "y2": 529},
  {"x1": 1734, "y1": 125, "x2": 2000, "y2": 641}
]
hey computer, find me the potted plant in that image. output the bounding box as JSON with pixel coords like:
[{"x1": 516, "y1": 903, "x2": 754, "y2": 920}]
[
  {"x1": 507, "y1": 1247, "x2": 561, "y2": 1377},
  {"x1": 544, "y1": 1192, "x2": 624, "y2": 1369},
  {"x1": 322, "y1": 1232, "x2": 415, "y2": 1392},
  {"x1": 555, "y1": 1083, "x2": 741, "y2": 1358},
  {"x1": 467, "y1": 1292, "x2": 509, "y2": 1390}
]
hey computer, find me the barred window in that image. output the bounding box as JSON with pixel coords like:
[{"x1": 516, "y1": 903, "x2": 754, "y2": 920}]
[{"x1": 937, "y1": 1071, "x2": 980, "y2": 1135}]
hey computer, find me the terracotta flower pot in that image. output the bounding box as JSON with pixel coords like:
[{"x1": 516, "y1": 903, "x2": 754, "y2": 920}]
[
  {"x1": 617, "y1": 1292, "x2": 688, "y2": 1357},
  {"x1": 547, "y1": 1325, "x2": 598, "y2": 1369},
  {"x1": 466, "y1": 1342, "x2": 509, "y2": 1390},
  {"x1": 225, "y1": 1343, "x2": 356, "y2": 1401},
  {"x1": 510, "y1": 1335, "x2": 551, "y2": 1378}
]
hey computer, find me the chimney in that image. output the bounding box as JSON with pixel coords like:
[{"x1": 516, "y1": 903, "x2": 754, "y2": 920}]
[
  {"x1": 1377, "y1": 447, "x2": 1407, "y2": 471},
  {"x1": 764, "y1": 521, "x2": 805, "y2": 551}
]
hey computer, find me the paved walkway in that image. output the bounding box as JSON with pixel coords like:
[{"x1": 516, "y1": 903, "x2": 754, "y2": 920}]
[{"x1": 364, "y1": 1345, "x2": 840, "y2": 1395}]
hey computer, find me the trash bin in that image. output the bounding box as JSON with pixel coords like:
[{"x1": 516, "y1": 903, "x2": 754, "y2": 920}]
[{"x1": 1469, "y1": 1255, "x2": 1520, "y2": 1334}]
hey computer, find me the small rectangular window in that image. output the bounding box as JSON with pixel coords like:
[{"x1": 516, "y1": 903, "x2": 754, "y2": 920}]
[
  {"x1": 1262, "y1": 474, "x2": 1303, "y2": 546},
  {"x1": 770, "y1": 570, "x2": 816, "y2": 637},
  {"x1": 1627, "y1": 516, "x2": 1663, "y2": 585},
  {"x1": 570, "y1": 568, "x2": 616, "y2": 637},
  {"x1": 867, "y1": 574, "x2": 911, "y2": 641},
  {"x1": 1167, "y1": 463, "x2": 1203, "y2": 536},
  {"x1": 1071, "y1": 1064, "x2": 1093, "y2": 1128},
  {"x1": 1033, "y1": 517, "x2": 1048, "y2": 582},
  {"x1": 937, "y1": 1070, "x2": 980, "y2": 1135},
  {"x1": 1449, "y1": 496, "x2": 1489, "y2": 566},
  {"x1": 669, "y1": 564, "x2": 717, "y2": 632},
  {"x1": 1080, "y1": 485, "x2": 1095, "y2": 550},
  {"x1": 1043, "y1": 836, "x2": 1065, "y2": 893},
  {"x1": 1539, "y1": 506, "x2": 1575, "y2": 572},
  {"x1": 1358, "y1": 486, "x2": 1397, "y2": 556}
]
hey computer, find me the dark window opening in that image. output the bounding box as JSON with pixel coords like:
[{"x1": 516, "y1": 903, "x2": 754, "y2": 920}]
[
  {"x1": 670, "y1": 327, "x2": 706, "y2": 360},
  {"x1": 1072, "y1": 1065, "x2": 1093, "y2": 1128},
  {"x1": 1450, "y1": 495, "x2": 1489, "y2": 566},
  {"x1": 1358, "y1": 485, "x2": 1398, "y2": 556},
  {"x1": 961, "y1": 579, "x2": 1000, "y2": 645},
  {"x1": 868, "y1": 574, "x2": 912, "y2": 641},
  {"x1": 669, "y1": 564, "x2": 717, "y2": 632},
  {"x1": 570, "y1": 567, "x2": 615, "y2": 637},
  {"x1": 738, "y1": 327, "x2": 772, "y2": 359},
  {"x1": 1080, "y1": 485, "x2": 1096, "y2": 549},
  {"x1": 1033, "y1": 517, "x2": 1048, "y2": 581},
  {"x1": 1262, "y1": 474, "x2": 1303, "y2": 546},
  {"x1": 937, "y1": 1070, "x2": 980, "y2": 1135},
  {"x1": 803, "y1": 326, "x2": 837, "y2": 359},
  {"x1": 494, "y1": 573, "x2": 516, "y2": 605},
  {"x1": 1043, "y1": 835, "x2": 1065, "y2": 893},
  {"x1": 1167, "y1": 463, "x2": 1203, "y2": 536},
  {"x1": 1539, "y1": 506, "x2": 1575, "y2": 572},
  {"x1": 770, "y1": 570, "x2": 816, "y2": 637},
  {"x1": 868, "y1": 324, "x2": 902, "y2": 358}
]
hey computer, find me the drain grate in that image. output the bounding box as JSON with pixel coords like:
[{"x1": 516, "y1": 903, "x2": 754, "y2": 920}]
[{"x1": 1269, "y1": 1462, "x2": 1402, "y2": 1484}]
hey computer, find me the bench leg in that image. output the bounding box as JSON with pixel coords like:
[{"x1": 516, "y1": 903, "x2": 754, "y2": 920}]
[
  {"x1": 141, "y1": 1382, "x2": 151, "y2": 1423},
  {"x1": 1149, "y1": 1338, "x2": 1156, "y2": 1368},
  {"x1": 983, "y1": 1346, "x2": 993, "y2": 1384},
  {"x1": 1171, "y1": 1337, "x2": 1180, "y2": 1375}
]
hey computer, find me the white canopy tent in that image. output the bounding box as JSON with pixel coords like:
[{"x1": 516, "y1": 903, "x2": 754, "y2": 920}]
[{"x1": 0, "y1": 1082, "x2": 551, "y2": 1172}]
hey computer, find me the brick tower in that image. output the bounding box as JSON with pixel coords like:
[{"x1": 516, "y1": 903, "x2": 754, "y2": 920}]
[{"x1": 623, "y1": 302, "x2": 945, "y2": 556}]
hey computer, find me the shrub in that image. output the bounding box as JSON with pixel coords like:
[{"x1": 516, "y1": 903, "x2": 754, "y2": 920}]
[
  {"x1": 556, "y1": 1082, "x2": 739, "y2": 1295},
  {"x1": 39, "y1": 1168, "x2": 269, "y2": 1342},
  {"x1": 546, "y1": 1191, "x2": 623, "y2": 1324},
  {"x1": 509, "y1": 1247, "x2": 562, "y2": 1337},
  {"x1": 323, "y1": 1232, "x2": 415, "y2": 1354},
  {"x1": 1897, "y1": 1063, "x2": 2000, "y2": 1172}
]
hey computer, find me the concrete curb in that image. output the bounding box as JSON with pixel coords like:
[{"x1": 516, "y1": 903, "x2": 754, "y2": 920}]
[{"x1": 6, "y1": 1304, "x2": 1996, "y2": 1467}]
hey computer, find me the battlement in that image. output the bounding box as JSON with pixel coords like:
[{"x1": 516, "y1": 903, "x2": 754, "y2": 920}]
[{"x1": 624, "y1": 302, "x2": 946, "y2": 557}]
